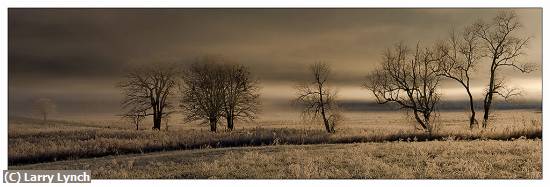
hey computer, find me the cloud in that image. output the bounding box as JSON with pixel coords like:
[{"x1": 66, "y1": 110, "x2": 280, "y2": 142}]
[{"x1": 8, "y1": 8, "x2": 542, "y2": 117}]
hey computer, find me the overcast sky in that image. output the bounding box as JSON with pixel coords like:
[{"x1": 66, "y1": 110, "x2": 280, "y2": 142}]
[{"x1": 8, "y1": 8, "x2": 541, "y2": 118}]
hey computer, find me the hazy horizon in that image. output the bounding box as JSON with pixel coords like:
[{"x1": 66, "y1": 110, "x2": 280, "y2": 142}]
[{"x1": 8, "y1": 8, "x2": 542, "y2": 119}]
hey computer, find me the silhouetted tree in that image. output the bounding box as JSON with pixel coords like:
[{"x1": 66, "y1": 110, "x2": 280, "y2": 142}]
[
  {"x1": 122, "y1": 109, "x2": 146, "y2": 130},
  {"x1": 179, "y1": 56, "x2": 226, "y2": 132},
  {"x1": 118, "y1": 64, "x2": 178, "y2": 130},
  {"x1": 363, "y1": 42, "x2": 441, "y2": 134},
  {"x1": 472, "y1": 11, "x2": 535, "y2": 128},
  {"x1": 221, "y1": 63, "x2": 261, "y2": 131},
  {"x1": 436, "y1": 26, "x2": 481, "y2": 129},
  {"x1": 32, "y1": 98, "x2": 56, "y2": 122},
  {"x1": 180, "y1": 56, "x2": 261, "y2": 132},
  {"x1": 294, "y1": 62, "x2": 341, "y2": 133}
]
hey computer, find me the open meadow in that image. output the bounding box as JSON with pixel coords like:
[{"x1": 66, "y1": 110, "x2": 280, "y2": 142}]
[
  {"x1": 12, "y1": 139, "x2": 541, "y2": 179},
  {"x1": 8, "y1": 109, "x2": 542, "y2": 179}
]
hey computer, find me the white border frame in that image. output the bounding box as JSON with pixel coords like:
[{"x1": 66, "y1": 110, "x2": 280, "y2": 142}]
[{"x1": 0, "y1": 1, "x2": 546, "y2": 187}]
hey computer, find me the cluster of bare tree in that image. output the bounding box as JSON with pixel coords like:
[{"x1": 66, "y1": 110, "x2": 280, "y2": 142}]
[
  {"x1": 179, "y1": 56, "x2": 260, "y2": 132},
  {"x1": 364, "y1": 11, "x2": 534, "y2": 133},
  {"x1": 118, "y1": 56, "x2": 260, "y2": 132}
]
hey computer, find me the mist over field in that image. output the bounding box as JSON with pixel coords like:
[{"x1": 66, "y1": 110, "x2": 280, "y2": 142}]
[{"x1": 8, "y1": 9, "x2": 541, "y2": 120}]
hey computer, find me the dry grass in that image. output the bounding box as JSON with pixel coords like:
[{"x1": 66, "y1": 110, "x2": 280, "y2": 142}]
[
  {"x1": 11, "y1": 139, "x2": 541, "y2": 179},
  {"x1": 9, "y1": 110, "x2": 541, "y2": 165}
]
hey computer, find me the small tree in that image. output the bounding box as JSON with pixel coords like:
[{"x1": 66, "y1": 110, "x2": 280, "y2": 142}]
[
  {"x1": 163, "y1": 111, "x2": 174, "y2": 131},
  {"x1": 118, "y1": 64, "x2": 178, "y2": 130},
  {"x1": 122, "y1": 109, "x2": 146, "y2": 130},
  {"x1": 472, "y1": 11, "x2": 535, "y2": 128},
  {"x1": 436, "y1": 26, "x2": 481, "y2": 129},
  {"x1": 221, "y1": 63, "x2": 261, "y2": 131},
  {"x1": 32, "y1": 98, "x2": 56, "y2": 122},
  {"x1": 294, "y1": 62, "x2": 340, "y2": 133},
  {"x1": 363, "y1": 42, "x2": 441, "y2": 133},
  {"x1": 179, "y1": 56, "x2": 226, "y2": 132}
]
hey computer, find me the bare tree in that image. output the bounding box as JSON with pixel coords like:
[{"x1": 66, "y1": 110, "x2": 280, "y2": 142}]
[
  {"x1": 221, "y1": 63, "x2": 261, "y2": 131},
  {"x1": 163, "y1": 111, "x2": 174, "y2": 131},
  {"x1": 436, "y1": 26, "x2": 481, "y2": 129},
  {"x1": 122, "y1": 109, "x2": 146, "y2": 130},
  {"x1": 118, "y1": 64, "x2": 178, "y2": 130},
  {"x1": 363, "y1": 42, "x2": 441, "y2": 134},
  {"x1": 294, "y1": 62, "x2": 340, "y2": 133},
  {"x1": 472, "y1": 11, "x2": 535, "y2": 128},
  {"x1": 179, "y1": 57, "x2": 226, "y2": 132},
  {"x1": 32, "y1": 98, "x2": 56, "y2": 122}
]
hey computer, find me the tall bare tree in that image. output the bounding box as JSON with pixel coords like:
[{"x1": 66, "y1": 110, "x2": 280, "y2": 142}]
[
  {"x1": 221, "y1": 63, "x2": 261, "y2": 131},
  {"x1": 32, "y1": 98, "x2": 56, "y2": 122},
  {"x1": 118, "y1": 64, "x2": 178, "y2": 130},
  {"x1": 179, "y1": 57, "x2": 226, "y2": 132},
  {"x1": 294, "y1": 62, "x2": 340, "y2": 133},
  {"x1": 363, "y1": 42, "x2": 441, "y2": 134},
  {"x1": 472, "y1": 11, "x2": 535, "y2": 128},
  {"x1": 436, "y1": 26, "x2": 481, "y2": 129}
]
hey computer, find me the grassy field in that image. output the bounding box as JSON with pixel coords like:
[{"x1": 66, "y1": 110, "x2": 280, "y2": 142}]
[
  {"x1": 8, "y1": 109, "x2": 542, "y2": 179},
  {"x1": 9, "y1": 110, "x2": 541, "y2": 165},
  {"x1": 11, "y1": 139, "x2": 541, "y2": 179}
]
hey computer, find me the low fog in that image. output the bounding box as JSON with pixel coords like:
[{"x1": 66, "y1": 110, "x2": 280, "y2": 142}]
[{"x1": 8, "y1": 8, "x2": 542, "y2": 119}]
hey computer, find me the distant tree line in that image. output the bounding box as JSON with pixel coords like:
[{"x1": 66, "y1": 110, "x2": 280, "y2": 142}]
[{"x1": 117, "y1": 11, "x2": 534, "y2": 134}]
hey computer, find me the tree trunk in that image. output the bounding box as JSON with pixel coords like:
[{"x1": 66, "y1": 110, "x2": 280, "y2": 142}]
[
  {"x1": 482, "y1": 98, "x2": 491, "y2": 128},
  {"x1": 320, "y1": 107, "x2": 333, "y2": 133},
  {"x1": 317, "y1": 83, "x2": 333, "y2": 133},
  {"x1": 329, "y1": 118, "x2": 335, "y2": 133},
  {"x1": 322, "y1": 116, "x2": 331, "y2": 133},
  {"x1": 424, "y1": 112, "x2": 433, "y2": 135},
  {"x1": 466, "y1": 89, "x2": 477, "y2": 129},
  {"x1": 226, "y1": 116, "x2": 234, "y2": 131},
  {"x1": 482, "y1": 69, "x2": 495, "y2": 128},
  {"x1": 209, "y1": 118, "x2": 217, "y2": 132},
  {"x1": 424, "y1": 121, "x2": 432, "y2": 135},
  {"x1": 483, "y1": 91, "x2": 493, "y2": 128},
  {"x1": 152, "y1": 113, "x2": 162, "y2": 130},
  {"x1": 412, "y1": 110, "x2": 429, "y2": 132}
]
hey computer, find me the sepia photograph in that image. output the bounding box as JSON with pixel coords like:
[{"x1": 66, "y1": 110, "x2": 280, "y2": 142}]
[{"x1": 2, "y1": 3, "x2": 546, "y2": 185}]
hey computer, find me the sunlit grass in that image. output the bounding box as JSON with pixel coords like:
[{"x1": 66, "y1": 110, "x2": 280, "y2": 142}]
[
  {"x1": 12, "y1": 139, "x2": 541, "y2": 179},
  {"x1": 8, "y1": 110, "x2": 541, "y2": 165}
]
